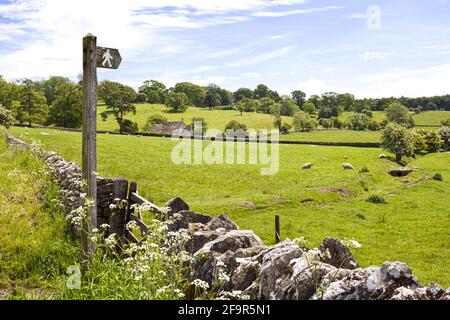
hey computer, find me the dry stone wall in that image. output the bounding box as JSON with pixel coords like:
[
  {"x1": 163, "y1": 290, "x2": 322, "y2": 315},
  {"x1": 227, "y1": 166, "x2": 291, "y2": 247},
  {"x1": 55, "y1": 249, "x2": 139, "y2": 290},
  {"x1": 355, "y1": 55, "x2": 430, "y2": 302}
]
[{"x1": 5, "y1": 133, "x2": 449, "y2": 300}]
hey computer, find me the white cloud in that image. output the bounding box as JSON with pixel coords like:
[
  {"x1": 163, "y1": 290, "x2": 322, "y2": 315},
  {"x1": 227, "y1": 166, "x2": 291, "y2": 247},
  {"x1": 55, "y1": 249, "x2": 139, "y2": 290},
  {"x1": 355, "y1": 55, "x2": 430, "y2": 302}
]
[
  {"x1": 227, "y1": 45, "x2": 296, "y2": 67},
  {"x1": 358, "y1": 51, "x2": 391, "y2": 60},
  {"x1": 252, "y1": 6, "x2": 342, "y2": 17},
  {"x1": 297, "y1": 64, "x2": 450, "y2": 98},
  {"x1": 268, "y1": 32, "x2": 293, "y2": 40}
]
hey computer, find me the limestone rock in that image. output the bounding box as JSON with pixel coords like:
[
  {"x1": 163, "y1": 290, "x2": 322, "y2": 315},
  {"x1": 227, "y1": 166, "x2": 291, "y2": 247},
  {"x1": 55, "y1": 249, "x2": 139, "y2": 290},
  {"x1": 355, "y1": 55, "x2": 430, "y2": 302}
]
[
  {"x1": 319, "y1": 237, "x2": 358, "y2": 270},
  {"x1": 165, "y1": 197, "x2": 190, "y2": 214}
]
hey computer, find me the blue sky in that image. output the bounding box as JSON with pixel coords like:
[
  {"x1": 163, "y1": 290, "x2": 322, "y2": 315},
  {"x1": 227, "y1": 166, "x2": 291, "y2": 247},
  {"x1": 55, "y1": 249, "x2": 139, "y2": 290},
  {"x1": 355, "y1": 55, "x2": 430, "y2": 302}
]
[{"x1": 1, "y1": 0, "x2": 450, "y2": 98}]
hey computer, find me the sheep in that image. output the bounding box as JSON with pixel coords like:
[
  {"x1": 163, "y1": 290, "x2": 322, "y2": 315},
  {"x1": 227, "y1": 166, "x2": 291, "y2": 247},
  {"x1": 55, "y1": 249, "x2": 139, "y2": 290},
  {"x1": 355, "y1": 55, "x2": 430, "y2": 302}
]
[
  {"x1": 378, "y1": 154, "x2": 386, "y2": 159},
  {"x1": 342, "y1": 163, "x2": 354, "y2": 170},
  {"x1": 302, "y1": 162, "x2": 313, "y2": 170},
  {"x1": 344, "y1": 155, "x2": 349, "y2": 159}
]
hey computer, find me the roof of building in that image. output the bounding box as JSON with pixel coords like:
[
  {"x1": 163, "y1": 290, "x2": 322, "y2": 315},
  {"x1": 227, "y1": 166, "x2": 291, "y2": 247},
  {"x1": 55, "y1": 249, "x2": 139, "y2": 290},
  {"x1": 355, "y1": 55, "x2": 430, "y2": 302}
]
[{"x1": 150, "y1": 121, "x2": 189, "y2": 135}]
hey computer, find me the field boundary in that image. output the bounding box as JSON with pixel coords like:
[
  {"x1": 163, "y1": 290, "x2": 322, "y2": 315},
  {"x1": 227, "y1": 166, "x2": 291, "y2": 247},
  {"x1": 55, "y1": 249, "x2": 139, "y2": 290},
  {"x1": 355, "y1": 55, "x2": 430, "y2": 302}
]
[{"x1": 12, "y1": 123, "x2": 381, "y2": 148}]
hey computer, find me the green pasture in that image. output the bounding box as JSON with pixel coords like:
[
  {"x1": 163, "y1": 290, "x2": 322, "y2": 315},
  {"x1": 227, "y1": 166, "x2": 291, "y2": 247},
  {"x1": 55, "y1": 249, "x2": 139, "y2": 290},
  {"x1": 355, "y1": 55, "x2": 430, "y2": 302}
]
[{"x1": 7, "y1": 126, "x2": 449, "y2": 287}]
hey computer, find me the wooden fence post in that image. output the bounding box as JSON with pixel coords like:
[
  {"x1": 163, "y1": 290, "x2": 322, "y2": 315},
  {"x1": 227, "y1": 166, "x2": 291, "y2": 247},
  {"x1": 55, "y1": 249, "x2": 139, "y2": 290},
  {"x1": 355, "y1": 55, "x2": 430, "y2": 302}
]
[
  {"x1": 82, "y1": 33, "x2": 97, "y2": 263},
  {"x1": 275, "y1": 215, "x2": 280, "y2": 243}
]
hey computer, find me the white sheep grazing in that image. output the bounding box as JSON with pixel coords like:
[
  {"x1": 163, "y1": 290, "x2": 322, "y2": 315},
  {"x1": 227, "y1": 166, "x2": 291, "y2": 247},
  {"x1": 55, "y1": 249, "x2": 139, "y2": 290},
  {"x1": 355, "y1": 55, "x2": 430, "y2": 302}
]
[
  {"x1": 379, "y1": 154, "x2": 386, "y2": 159},
  {"x1": 344, "y1": 155, "x2": 349, "y2": 159},
  {"x1": 302, "y1": 162, "x2": 313, "y2": 170},
  {"x1": 342, "y1": 163, "x2": 354, "y2": 170}
]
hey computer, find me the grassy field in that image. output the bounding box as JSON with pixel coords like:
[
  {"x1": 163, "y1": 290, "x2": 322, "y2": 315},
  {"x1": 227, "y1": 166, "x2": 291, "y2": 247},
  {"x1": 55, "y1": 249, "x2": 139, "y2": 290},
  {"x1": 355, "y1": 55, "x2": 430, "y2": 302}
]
[
  {"x1": 0, "y1": 132, "x2": 78, "y2": 299},
  {"x1": 413, "y1": 111, "x2": 450, "y2": 127},
  {"x1": 280, "y1": 130, "x2": 381, "y2": 143},
  {"x1": 8, "y1": 126, "x2": 450, "y2": 287},
  {"x1": 98, "y1": 103, "x2": 292, "y2": 132}
]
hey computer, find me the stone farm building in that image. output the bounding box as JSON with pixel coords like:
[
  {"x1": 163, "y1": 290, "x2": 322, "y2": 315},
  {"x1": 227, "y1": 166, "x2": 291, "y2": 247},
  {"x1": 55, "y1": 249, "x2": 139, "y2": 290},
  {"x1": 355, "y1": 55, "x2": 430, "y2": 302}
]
[{"x1": 150, "y1": 121, "x2": 190, "y2": 135}]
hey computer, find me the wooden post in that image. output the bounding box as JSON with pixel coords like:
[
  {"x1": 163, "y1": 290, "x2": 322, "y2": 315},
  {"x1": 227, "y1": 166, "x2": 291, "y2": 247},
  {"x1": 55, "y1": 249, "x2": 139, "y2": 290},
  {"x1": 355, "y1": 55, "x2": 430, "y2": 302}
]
[
  {"x1": 275, "y1": 215, "x2": 280, "y2": 243},
  {"x1": 82, "y1": 33, "x2": 97, "y2": 262}
]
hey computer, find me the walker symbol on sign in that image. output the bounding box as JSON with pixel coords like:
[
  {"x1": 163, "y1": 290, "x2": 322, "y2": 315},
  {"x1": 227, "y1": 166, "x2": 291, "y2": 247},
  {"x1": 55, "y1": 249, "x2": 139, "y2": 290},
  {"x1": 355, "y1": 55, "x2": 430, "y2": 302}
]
[
  {"x1": 96, "y1": 46, "x2": 122, "y2": 69},
  {"x1": 102, "y1": 49, "x2": 113, "y2": 68}
]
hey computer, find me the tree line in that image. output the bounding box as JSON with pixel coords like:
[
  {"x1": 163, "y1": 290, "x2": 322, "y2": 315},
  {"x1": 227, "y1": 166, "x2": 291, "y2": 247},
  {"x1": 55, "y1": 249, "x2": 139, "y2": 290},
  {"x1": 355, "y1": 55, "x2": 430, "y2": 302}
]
[{"x1": 1, "y1": 75, "x2": 450, "y2": 133}]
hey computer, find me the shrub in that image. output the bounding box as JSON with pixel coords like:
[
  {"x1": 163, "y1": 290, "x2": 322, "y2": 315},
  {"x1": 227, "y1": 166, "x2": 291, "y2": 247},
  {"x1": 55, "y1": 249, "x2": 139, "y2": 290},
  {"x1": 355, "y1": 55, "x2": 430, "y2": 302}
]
[
  {"x1": 413, "y1": 129, "x2": 441, "y2": 154},
  {"x1": 433, "y1": 173, "x2": 443, "y2": 181},
  {"x1": 100, "y1": 111, "x2": 108, "y2": 122},
  {"x1": 120, "y1": 119, "x2": 138, "y2": 134},
  {"x1": 359, "y1": 166, "x2": 370, "y2": 173},
  {"x1": 366, "y1": 195, "x2": 386, "y2": 204},
  {"x1": 438, "y1": 126, "x2": 450, "y2": 151},
  {"x1": 441, "y1": 117, "x2": 450, "y2": 127},
  {"x1": 368, "y1": 120, "x2": 380, "y2": 131},
  {"x1": 280, "y1": 123, "x2": 291, "y2": 134},
  {"x1": 225, "y1": 120, "x2": 247, "y2": 137},
  {"x1": 0, "y1": 105, "x2": 15, "y2": 128},
  {"x1": 347, "y1": 113, "x2": 370, "y2": 131}
]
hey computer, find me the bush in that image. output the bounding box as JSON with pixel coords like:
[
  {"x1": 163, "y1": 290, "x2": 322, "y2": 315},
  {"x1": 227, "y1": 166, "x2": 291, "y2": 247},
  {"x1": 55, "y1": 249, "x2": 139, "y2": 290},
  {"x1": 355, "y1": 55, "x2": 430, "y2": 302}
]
[
  {"x1": 280, "y1": 123, "x2": 291, "y2": 134},
  {"x1": 366, "y1": 195, "x2": 386, "y2": 204},
  {"x1": 433, "y1": 173, "x2": 443, "y2": 181},
  {"x1": 441, "y1": 118, "x2": 450, "y2": 127},
  {"x1": 120, "y1": 119, "x2": 138, "y2": 134},
  {"x1": 368, "y1": 120, "x2": 380, "y2": 131},
  {"x1": 413, "y1": 129, "x2": 441, "y2": 154},
  {"x1": 0, "y1": 105, "x2": 15, "y2": 128},
  {"x1": 438, "y1": 126, "x2": 450, "y2": 151},
  {"x1": 347, "y1": 113, "x2": 370, "y2": 131},
  {"x1": 359, "y1": 166, "x2": 370, "y2": 173},
  {"x1": 224, "y1": 120, "x2": 247, "y2": 137},
  {"x1": 100, "y1": 111, "x2": 108, "y2": 122}
]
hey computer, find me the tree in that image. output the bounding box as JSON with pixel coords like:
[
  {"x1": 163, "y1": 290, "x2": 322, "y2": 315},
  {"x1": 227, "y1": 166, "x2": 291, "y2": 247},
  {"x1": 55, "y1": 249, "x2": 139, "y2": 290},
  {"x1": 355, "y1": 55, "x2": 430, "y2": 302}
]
[
  {"x1": 166, "y1": 92, "x2": 188, "y2": 113},
  {"x1": 0, "y1": 76, "x2": 20, "y2": 110},
  {"x1": 308, "y1": 95, "x2": 321, "y2": 109},
  {"x1": 279, "y1": 97, "x2": 298, "y2": 116},
  {"x1": 38, "y1": 76, "x2": 71, "y2": 106},
  {"x1": 46, "y1": 82, "x2": 82, "y2": 128},
  {"x1": 426, "y1": 101, "x2": 438, "y2": 111},
  {"x1": 293, "y1": 111, "x2": 316, "y2": 132},
  {"x1": 190, "y1": 117, "x2": 208, "y2": 135},
  {"x1": 257, "y1": 97, "x2": 275, "y2": 114},
  {"x1": 17, "y1": 79, "x2": 48, "y2": 126},
  {"x1": 338, "y1": 93, "x2": 355, "y2": 111},
  {"x1": 381, "y1": 123, "x2": 414, "y2": 162},
  {"x1": 143, "y1": 114, "x2": 167, "y2": 131},
  {"x1": 173, "y1": 82, "x2": 206, "y2": 107},
  {"x1": 271, "y1": 103, "x2": 283, "y2": 131},
  {"x1": 233, "y1": 87, "x2": 254, "y2": 103},
  {"x1": 291, "y1": 90, "x2": 306, "y2": 108},
  {"x1": 347, "y1": 113, "x2": 370, "y2": 131},
  {"x1": 98, "y1": 80, "x2": 137, "y2": 133},
  {"x1": 254, "y1": 84, "x2": 269, "y2": 99},
  {"x1": 385, "y1": 102, "x2": 414, "y2": 128},
  {"x1": 204, "y1": 91, "x2": 219, "y2": 109},
  {"x1": 318, "y1": 92, "x2": 340, "y2": 119},
  {"x1": 303, "y1": 101, "x2": 316, "y2": 115},
  {"x1": 0, "y1": 106, "x2": 14, "y2": 128},
  {"x1": 138, "y1": 80, "x2": 167, "y2": 104}
]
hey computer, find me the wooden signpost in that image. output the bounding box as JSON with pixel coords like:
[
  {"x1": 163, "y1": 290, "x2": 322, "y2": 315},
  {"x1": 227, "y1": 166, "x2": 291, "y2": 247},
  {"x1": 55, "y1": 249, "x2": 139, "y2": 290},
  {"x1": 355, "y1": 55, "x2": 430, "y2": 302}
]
[{"x1": 82, "y1": 33, "x2": 121, "y2": 262}]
